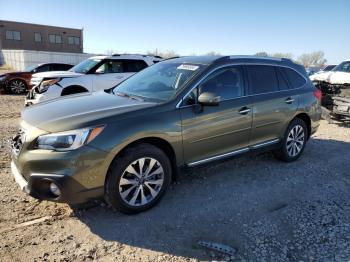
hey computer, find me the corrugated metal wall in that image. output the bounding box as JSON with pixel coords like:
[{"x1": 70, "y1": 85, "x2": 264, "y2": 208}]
[{"x1": 1, "y1": 50, "x2": 94, "y2": 70}]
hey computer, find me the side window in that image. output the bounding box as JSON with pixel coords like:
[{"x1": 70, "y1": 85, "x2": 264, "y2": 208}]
[
  {"x1": 36, "y1": 65, "x2": 51, "y2": 72},
  {"x1": 199, "y1": 66, "x2": 244, "y2": 100},
  {"x1": 276, "y1": 67, "x2": 289, "y2": 91},
  {"x1": 281, "y1": 67, "x2": 306, "y2": 89},
  {"x1": 247, "y1": 65, "x2": 278, "y2": 95},
  {"x1": 95, "y1": 60, "x2": 123, "y2": 74},
  {"x1": 124, "y1": 60, "x2": 148, "y2": 72},
  {"x1": 59, "y1": 64, "x2": 73, "y2": 70}
]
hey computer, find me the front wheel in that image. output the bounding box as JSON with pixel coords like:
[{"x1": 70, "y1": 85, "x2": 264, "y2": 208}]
[
  {"x1": 274, "y1": 118, "x2": 308, "y2": 162},
  {"x1": 105, "y1": 144, "x2": 172, "y2": 214}
]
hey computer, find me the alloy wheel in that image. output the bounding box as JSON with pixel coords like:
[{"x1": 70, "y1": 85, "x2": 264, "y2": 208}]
[
  {"x1": 286, "y1": 124, "x2": 305, "y2": 157},
  {"x1": 10, "y1": 80, "x2": 26, "y2": 94},
  {"x1": 119, "y1": 157, "x2": 164, "y2": 207}
]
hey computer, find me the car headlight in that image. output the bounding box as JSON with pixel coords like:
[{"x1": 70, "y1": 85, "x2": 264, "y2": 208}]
[
  {"x1": 39, "y1": 78, "x2": 61, "y2": 93},
  {"x1": 36, "y1": 126, "x2": 105, "y2": 151}
]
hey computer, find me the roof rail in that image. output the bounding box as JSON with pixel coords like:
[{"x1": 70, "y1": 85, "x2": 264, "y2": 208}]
[{"x1": 111, "y1": 53, "x2": 163, "y2": 59}]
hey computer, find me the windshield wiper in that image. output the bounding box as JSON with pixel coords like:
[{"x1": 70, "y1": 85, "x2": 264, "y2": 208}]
[{"x1": 114, "y1": 91, "x2": 144, "y2": 102}]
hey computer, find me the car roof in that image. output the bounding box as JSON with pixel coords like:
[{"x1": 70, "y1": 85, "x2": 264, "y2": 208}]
[
  {"x1": 88, "y1": 54, "x2": 163, "y2": 60},
  {"x1": 166, "y1": 55, "x2": 295, "y2": 65}
]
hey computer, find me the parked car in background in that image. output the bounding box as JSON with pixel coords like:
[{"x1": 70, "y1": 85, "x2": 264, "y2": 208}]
[
  {"x1": 0, "y1": 63, "x2": 73, "y2": 94},
  {"x1": 319, "y1": 64, "x2": 337, "y2": 73},
  {"x1": 305, "y1": 66, "x2": 322, "y2": 76},
  {"x1": 11, "y1": 55, "x2": 321, "y2": 214},
  {"x1": 311, "y1": 59, "x2": 350, "y2": 121},
  {"x1": 25, "y1": 54, "x2": 163, "y2": 106}
]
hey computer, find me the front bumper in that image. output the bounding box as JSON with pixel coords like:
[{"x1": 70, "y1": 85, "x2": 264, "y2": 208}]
[{"x1": 11, "y1": 145, "x2": 109, "y2": 204}]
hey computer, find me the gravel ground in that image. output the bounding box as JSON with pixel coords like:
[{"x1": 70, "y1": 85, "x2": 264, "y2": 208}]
[{"x1": 0, "y1": 95, "x2": 349, "y2": 262}]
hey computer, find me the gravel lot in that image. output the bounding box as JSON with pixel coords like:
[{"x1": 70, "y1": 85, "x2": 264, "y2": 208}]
[{"x1": 0, "y1": 95, "x2": 350, "y2": 261}]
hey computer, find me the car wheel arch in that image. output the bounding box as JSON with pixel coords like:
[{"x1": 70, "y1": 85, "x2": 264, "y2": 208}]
[
  {"x1": 292, "y1": 113, "x2": 311, "y2": 140},
  {"x1": 105, "y1": 137, "x2": 178, "y2": 184}
]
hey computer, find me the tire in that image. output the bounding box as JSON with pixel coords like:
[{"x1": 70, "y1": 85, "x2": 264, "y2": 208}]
[
  {"x1": 274, "y1": 118, "x2": 308, "y2": 162},
  {"x1": 7, "y1": 79, "x2": 27, "y2": 94},
  {"x1": 105, "y1": 143, "x2": 172, "y2": 214}
]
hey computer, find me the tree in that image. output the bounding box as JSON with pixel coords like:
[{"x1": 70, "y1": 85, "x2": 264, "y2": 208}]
[
  {"x1": 255, "y1": 52, "x2": 268, "y2": 57},
  {"x1": 205, "y1": 51, "x2": 221, "y2": 56},
  {"x1": 270, "y1": 52, "x2": 294, "y2": 60},
  {"x1": 297, "y1": 51, "x2": 327, "y2": 67},
  {"x1": 147, "y1": 49, "x2": 179, "y2": 59}
]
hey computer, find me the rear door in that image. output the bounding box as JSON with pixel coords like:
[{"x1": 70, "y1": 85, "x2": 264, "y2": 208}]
[
  {"x1": 180, "y1": 65, "x2": 253, "y2": 164},
  {"x1": 246, "y1": 65, "x2": 299, "y2": 146},
  {"x1": 92, "y1": 59, "x2": 148, "y2": 91}
]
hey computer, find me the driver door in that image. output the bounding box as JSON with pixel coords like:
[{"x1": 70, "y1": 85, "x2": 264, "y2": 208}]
[{"x1": 179, "y1": 66, "x2": 253, "y2": 165}]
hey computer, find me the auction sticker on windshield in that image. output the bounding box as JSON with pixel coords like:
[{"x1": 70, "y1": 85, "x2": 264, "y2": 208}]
[{"x1": 177, "y1": 64, "x2": 199, "y2": 71}]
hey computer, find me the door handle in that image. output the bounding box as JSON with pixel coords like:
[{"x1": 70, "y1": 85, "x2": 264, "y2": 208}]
[
  {"x1": 238, "y1": 107, "x2": 251, "y2": 115},
  {"x1": 285, "y1": 97, "x2": 295, "y2": 104}
]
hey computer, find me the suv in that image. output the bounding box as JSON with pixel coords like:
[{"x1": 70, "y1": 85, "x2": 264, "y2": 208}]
[
  {"x1": 0, "y1": 63, "x2": 73, "y2": 94},
  {"x1": 25, "y1": 54, "x2": 163, "y2": 105},
  {"x1": 11, "y1": 56, "x2": 321, "y2": 214}
]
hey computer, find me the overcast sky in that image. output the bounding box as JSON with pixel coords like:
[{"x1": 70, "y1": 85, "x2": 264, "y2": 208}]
[{"x1": 1, "y1": 0, "x2": 349, "y2": 63}]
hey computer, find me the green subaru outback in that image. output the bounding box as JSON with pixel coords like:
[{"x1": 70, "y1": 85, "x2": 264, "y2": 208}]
[{"x1": 11, "y1": 56, "x2": 321, "y2": 214}]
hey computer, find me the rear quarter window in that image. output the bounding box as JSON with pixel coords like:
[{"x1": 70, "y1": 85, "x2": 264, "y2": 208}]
[
  {"x1": 281, "y1": 67, "x2": 306, "y2": 89},
  {"x1": 246, "y1": 65, "x2": 279, "y2": 95},
  {"x1": 124, "y1": 60, "x2": 148, "y2": 72}
]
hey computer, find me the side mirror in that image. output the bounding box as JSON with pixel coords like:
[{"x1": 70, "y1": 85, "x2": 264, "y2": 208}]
[{"x1": 198, "y1": 92, "x2": 220, "y2": 106}]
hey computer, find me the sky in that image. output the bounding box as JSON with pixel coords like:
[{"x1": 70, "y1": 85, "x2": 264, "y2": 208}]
[{"x1": 0, "y1": 0, "x2": 349, "y2": 64}]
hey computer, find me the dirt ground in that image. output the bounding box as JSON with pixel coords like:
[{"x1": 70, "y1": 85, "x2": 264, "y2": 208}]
[{"x1": 0, "y1": 95, "x2": 350, "y2": 262}]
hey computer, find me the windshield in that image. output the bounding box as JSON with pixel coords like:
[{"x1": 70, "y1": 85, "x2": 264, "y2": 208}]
[
  {"x1": 24, "y1": 65, "x2": 38, "y2": 72},
  {"x1": 69, "y1": 58, "x2": 101, "y2": 74},
  {"x1": 333, "y1": 61, "x2": 350, "y2": 73},
  {"x1": 113, "y1": 62, "x2": 205, "y2": 102}
]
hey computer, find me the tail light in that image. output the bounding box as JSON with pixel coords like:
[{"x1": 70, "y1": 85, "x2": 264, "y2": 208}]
[{"x1": 313, "y1": 89, "x2": 322, "y2": 102}]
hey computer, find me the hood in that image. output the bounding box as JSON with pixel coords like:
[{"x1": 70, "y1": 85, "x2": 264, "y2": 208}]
[
  {"x1": 32, "y1": 71, "x2": 84, "y2": 79},
  {"x1": 310, "y1": 71, "x2": 350, "y2": 84},
  {"x1": 22, "y1": 91, "x2": 156, "y2": 132}
]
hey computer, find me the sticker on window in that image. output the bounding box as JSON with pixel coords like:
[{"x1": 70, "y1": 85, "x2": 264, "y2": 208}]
[{"x1": 177, "y1": 64, "x2": 199, "y2": 71}]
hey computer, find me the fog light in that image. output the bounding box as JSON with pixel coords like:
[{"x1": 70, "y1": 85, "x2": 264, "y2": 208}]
[{"x1": 49, "y1": 182, "x2": 61, "y2": 197}]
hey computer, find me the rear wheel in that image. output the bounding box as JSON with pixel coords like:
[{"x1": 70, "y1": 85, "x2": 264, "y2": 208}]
[
  {"x1": 8, "y1": 79, "x2": 27, "y2": 94},
  {"x1": 274, "y1": 118, "x2": 308, "y2": 162},
  {"x1": 105, "y1": 143, "x2": 172, "y2": 214}
]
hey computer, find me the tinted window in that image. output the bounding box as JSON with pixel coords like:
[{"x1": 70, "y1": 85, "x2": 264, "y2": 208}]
[
  {"x1": 95, "y1": 60, "x2": 148, "y2": 74},
  {"x1": 281, "y1": 67, "x2": 306, "y2": 89},
  {"x1": 199, "y1": 66, "x2": 244, "y2": 100},
  {"x1": 36, "y1": 65, "x2": 51, "y2": 72},
  {"x1": 247, "y1": 65, "x2": 278, "y2": 94},
  {"x1": 57, "y1": 64, "x2": 73, "y2": 70},
  {"x1": 124, "y1": 60, "x2": 148, "y2": 72},
  {"x1": 276, "y1": 67, "x2": 289, "y2": 90}
]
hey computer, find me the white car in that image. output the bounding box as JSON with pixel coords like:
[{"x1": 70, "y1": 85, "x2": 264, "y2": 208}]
[
  {"x1": 310, "y1": 59, "x2": 350, "y2": 84},
  {"x1": 26, "y1": 54, "x2": 163, "y2": 105}
]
